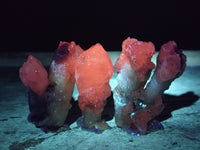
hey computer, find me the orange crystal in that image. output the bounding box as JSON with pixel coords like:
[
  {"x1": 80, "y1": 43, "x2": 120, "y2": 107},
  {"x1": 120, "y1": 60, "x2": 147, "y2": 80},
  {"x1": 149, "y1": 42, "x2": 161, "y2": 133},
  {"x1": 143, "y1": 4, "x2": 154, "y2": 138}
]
[
  {"x1": 156, "y1": 41, "x2": 186, "y2": 83},
  {"x1": 75, "y1": 43, "x2": 114, "y2": 114},
  {"x1": 19, "y1": 55, "x2": 50, "y2": 96},
  {"x1": 115, "y1": 37, "x2": 155, "y2": 81}
]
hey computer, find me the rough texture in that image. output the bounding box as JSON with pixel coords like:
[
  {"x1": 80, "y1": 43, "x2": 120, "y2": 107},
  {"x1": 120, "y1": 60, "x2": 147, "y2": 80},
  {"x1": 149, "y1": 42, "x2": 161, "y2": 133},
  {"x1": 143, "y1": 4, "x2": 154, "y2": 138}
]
[
  {"x1": 50, "y1": 41, "x2": 84, "y2": 82},
  {"x1": 19, "y1": 55, "x2": 50, "y2": 96},
  {"x1": 115, "y1": 37, "x2": 155, "y2": 81},
  {"x1": 1, "y1": 52, "x2": 199, "y2": 149},
  {"x1": 75, "y1": 43, "x2": 114, "y2": 114},
  {"x1": 143, "y1": 41, "x2": 187, "y2": 104},
  {"x1": 113, "y1": 37, "x2": 156, "y2": 131},
  {"x1": 113, "y1": 39, "x2": 186, "y2": 134},
  {"x1": 156, "y1": 41, "x2": 186, "y2": 83},
  {"x1": 130, "y1": 41, "x2": 186, "y2": 133},
  {"x1": 19, "y1": 41, "x2": 84, "y2": 128},
  {"x1": 38, "y1": 41, "x2": 83, "y2": 127}
]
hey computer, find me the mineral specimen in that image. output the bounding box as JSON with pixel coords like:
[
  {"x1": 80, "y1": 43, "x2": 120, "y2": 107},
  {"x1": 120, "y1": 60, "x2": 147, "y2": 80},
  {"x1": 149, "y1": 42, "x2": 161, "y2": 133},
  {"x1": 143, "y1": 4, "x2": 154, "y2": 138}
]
[
  {"x1": 75, "y1": 43, "x2": 114, "y2": 132},
  {"x1": 19, "y1": 55, "x2": 50, "y2": 96},
  {"x1": 44, "y1": 41, "x2": 83, "y2": 126},
  {"x1": 19, "y1": 38, "x2": 186, "y2": 135},
  {"x1": 115, "y1": 37, "x2": 155, "y2": 82},
  {"x1": 19, "y1": 41, "x2": 83, "y2": 128},
  {"x1": 113, "y1": 38, "x2": 186, "y2": 134},
  {"x1": 113, "y1": 37, "x2": 156, "y2": 129}
]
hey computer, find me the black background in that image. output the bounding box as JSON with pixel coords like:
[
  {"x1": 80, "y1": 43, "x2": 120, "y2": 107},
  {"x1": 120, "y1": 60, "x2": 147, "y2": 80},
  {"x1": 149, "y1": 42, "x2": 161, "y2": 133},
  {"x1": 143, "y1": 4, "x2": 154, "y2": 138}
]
[{"x1": 1, "y1": 0, "x2": 200, "y2": 52}]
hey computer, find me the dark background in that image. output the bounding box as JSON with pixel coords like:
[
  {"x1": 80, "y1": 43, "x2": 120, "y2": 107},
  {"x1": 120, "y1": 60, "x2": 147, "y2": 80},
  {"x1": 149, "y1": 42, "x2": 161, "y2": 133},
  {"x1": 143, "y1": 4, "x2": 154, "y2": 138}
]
[{"x1": 1, "y1": 0, "x2": 200, "y2": 52}]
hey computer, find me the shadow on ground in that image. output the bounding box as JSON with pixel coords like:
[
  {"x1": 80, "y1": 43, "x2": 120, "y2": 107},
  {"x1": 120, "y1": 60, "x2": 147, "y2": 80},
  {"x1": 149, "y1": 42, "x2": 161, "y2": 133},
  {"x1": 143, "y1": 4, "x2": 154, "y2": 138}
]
[
  {"x1": 66, "y1": 91, "x2": 199, "y2": 127},
  {"x1": 156, "y1": 92, "x2": 199, "y2": 121}
]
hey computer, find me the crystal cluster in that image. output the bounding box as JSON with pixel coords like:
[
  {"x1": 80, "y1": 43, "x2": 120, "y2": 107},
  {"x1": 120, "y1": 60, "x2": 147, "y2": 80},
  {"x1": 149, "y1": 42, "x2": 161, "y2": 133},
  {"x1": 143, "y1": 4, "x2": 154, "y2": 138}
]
[
  {"x1": 19, "y1": 41, "x2": 114, "y2": 132},
  {"x1": 20, "y1": 41, "x2": 83, "y2": 128},
  {"x1": 113, "y1": 38, "x2": 186, "y2": 134},
  {"x1": 19, "y1": 37, "x2": 186, "y2": 134}
]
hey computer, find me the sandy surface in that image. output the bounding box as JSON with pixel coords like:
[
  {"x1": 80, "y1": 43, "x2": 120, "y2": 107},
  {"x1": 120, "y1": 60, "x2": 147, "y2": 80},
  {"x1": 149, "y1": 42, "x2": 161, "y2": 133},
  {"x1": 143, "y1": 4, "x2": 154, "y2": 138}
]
[{"x1": 0, "y1": 51, "x2": 200, "y2": 150}]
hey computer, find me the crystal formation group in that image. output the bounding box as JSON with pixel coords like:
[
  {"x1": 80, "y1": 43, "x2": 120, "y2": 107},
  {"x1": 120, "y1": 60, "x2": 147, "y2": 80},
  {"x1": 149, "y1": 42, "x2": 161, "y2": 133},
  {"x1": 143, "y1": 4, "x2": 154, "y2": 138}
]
[{"x1": 19, "y1": 37, "x2": 186, "y2": 134}]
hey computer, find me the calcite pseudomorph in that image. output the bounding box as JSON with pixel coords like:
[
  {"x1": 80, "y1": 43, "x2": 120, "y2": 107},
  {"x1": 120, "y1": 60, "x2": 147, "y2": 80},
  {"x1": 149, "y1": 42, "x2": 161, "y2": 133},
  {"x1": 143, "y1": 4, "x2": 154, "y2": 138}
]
[
  {"x1": 19, "y1": 38, "x2": 186, "y2": 134},
  {"x1": 19, "y1": 55, "x2": 50, "y2": 96},
  {"x1": 113, "y1": 38, "x2": 186, "y2": 134},
  {"x1": 44, "y1": 41, "x2": 83, "y2": 126},
  {"x1": 19, "y1": 41, "x2": 83, "y2": 128},
  {"x1": 75, "y1": 43, "x2": 114, "y2": 131},
  {"x1": 113, "y1": 38, "x2": 156, "y2": 130},
  {"x1": 115, "y1": 37, "x2": 155, "y2": 82}
]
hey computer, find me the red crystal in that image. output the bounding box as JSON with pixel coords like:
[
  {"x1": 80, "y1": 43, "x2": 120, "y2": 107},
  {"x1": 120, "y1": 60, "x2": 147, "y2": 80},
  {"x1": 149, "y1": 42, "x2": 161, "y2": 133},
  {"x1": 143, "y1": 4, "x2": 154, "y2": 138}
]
[
  {"x1": 19, "y1": 55, "x2": 50, "y2": 96},
  {"x1": 75, "y1": 43, "x2": 114, "y2": 114}
]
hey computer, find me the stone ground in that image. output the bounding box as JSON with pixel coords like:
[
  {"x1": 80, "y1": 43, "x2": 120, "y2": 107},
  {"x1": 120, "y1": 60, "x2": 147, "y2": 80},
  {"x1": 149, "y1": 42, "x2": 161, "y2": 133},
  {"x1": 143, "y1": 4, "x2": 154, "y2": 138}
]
[{"x1": 0, "y1": 51, "x2": 200, "y2": 150}]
